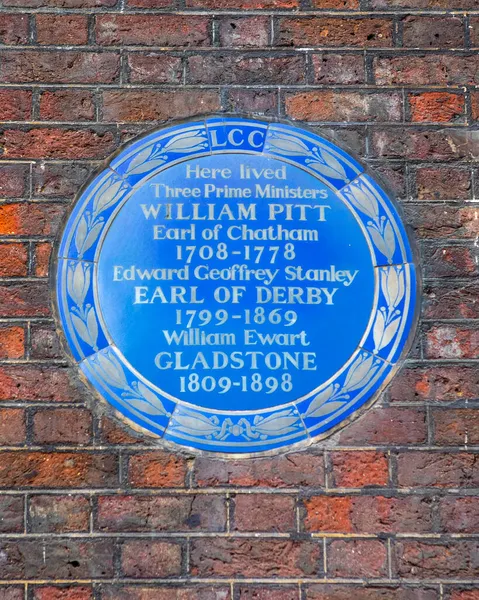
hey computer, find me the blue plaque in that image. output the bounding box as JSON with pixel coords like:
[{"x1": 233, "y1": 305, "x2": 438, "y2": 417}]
[{"x1": 55, "y1": 116, "x2": 418, "y2": 455}]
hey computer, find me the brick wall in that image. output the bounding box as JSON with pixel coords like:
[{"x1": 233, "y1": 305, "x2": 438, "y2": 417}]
[{"x1": 0, "y1": 0, "x2": 478, "y2": 597}]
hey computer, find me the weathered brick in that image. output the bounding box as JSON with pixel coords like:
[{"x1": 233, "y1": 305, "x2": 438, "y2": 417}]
[
  {"x1": 36, "y1": 15, "x2": 88, "y2": 45},
  {"x1": 439, "y1": 497, "x2": 479, "y2": 533},
  {"x1": 372, "y1": 129, "x2": 460, "y2": 160},
  {"x1": 29, "y1": 495, "x2": 90, "y2": 533},
  {"x1": 102, "y1": 90, "x2": 220, "y2": 122},
  {"x1": 0, "y1": 283, "x2": 50, "y2": 317},
  {"x1": 404, "y1": 206, "x2": 478, "y2": 239},
  {"x1": 433, "y1": 410, "x2": 479, "y2": 446},
  {"x1": 3, "y1": 0, "x2": 115, "y2": 6},
  {"x1": 34, "y1": 242, "x2": 52, "y2": 277},
  {"x1": 33, "y1": 586, "x2": 93, "y2": 600},
  {"x1": 0, "y1": 452, "x2": 118, "y2": 488},
  {"x1": 128, "y1": 451, "x2": 188, "y2": 488},
  {"x1": 448, "y1": 589, "x2": 479, "y2": 600},
  {"x1": 286, "y1": 91, "x2": 401, "y2": 122},
  {"x1": 30, "y1": 325, "x2": 62, "y2": 360},
  {"x1": 238, "y1": 588, "x2": 299, "y2": 600},
  {"x1": 97, "y1": 495, "x2": 226, "y2": 532},
  {"x1": 415, "y1": 166, "x2": 471, "y2": 200},
  {"x1": 0, "y1": 243, "x2": 28, "y2": 276},
  {"x1": 339, "y1": 408, "x2": 427, "y2": 445},
  {"x1": 39, "y1": 91, "x2": 95, "y2": 122},
  {"x1": 97, "y1": 416, "x2": 144, "y2": 445},
  {"x1": 312, "y1": 54, "x2": 365, "y2": 85},
  {"x1": 187, "y1": 55, "x2": 305, "y2": 85},
  {"x1": 101, "y1": 585, "x2": 231, "y2": 599},
  {"x1": 33, "y1": 163, "x2": 93, "y2": 199},
  {"x1": 397, "y1": 452, "x2": 479, "y2": 488},
  {"x1": 232, "y1": 494, "x2": 295, "y2": 532},
  {"x1": 0, "y1": 496, "x2": 24, "y2": 533},
  {"x1": 396, "y1": 541, "x2": 479, "y2": 578},
  {"x1": 126, "y1": 0, "x2": 173, "y2": 7},
  {"x1": 0, "y1": 15, "x2": 29, "y2": 45},
  {"x1": 390, "y1": 366, "x2": 479, "y2": 403},
  {"x1": 0, "y1": 90, "x2": 32, "y2": 120},
  {"x1": 424, "y1": 282, "x2": 479, "y2": 319},
  {"x1": 351, "y1": 496, "x2": 433, "y2": 534},
  {"x1": 402, "y1": 16, "x2": 464, "y2": 48},
  {"x1": 191, "y1": 539, "x2": 321, "y2": 577},
  {"x1": 0, "y1": 408, "x2": 25, "y2": 444},
  {"x1": 330, "y1": 451, "x2": 389, "y2": 487},
  {"x1": 228, "y1": 89, "x2": 278, "y2": 115},
  {"x1": 127, "y1": 54, "x2": 183, "y2": 84},
  {"x1": 0, "y1": 52, "x2": 120, "y2": 84},
  {"x1": 278, "y1": 18, "x2": 393, "y2": 48},
  {"x1": 219, "y1": 17, "x2": 270, "y2": 47},
  {"x1": 0, "y1": 588, "x2": 24, "y2": 600},
  {"x1": 121, "y1": 540, "x2": 182, "y2": 578},
  {"x1": 328, "y1": 540, "x2": 388, "y2": 578},
  {"x1": 468, "y1": 17, "x2": 479, "y2": 47},
  {"x1": 187, "y1": 0, "x2": 297, "y2": 7},
  {"x1": 374, "y1": 55, "x2": 479, "y2": 86},
  {"x1": 0, "y1": 539, "x2": 114, "y2": 579},
  {"x1": 426, "y1": 325, "x2": 479, "y2": 359},
  {"x1": 193, "y1": 453, "x2": 324, "y2": 487},
  {"x1": 33, "y1": 408, "x2": 92, "y2": 444},
  {"x1": 311, "y1": 0, "x2": 359, "y2": 7},
  {"x1": 0, "y1": 165, "x2": 27, "y2": 198},
  {"x1": 409, "y1": 92, "x2": 464, "y2": 123},
  {"x1": 96, "y1": 15, "x2": 210, "y2": 46},
  {"x1": 306, "y1": 585, "x2": 438, "y2": 599}
]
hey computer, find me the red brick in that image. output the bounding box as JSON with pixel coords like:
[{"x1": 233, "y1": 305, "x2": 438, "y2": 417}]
[
  {"x1": 33, "y1": 408, "x2": 92, "y2": 444},
  {"x1": 0, "y1": 408, "x2": 25, "y2": 444},
  {"x1": 424, "y1": 282, "x2": 479, "y2": 320},
  {"x1": 439, "y1": 497, "x2": 479, "y2": 533},
  {"x1": 409, "y1": 92, "x2": 464, "y2": 123},
  {"x1": 312, "y1": 54, "x2": 365, "y2": 85},
  {"x1": 423, "y1": 246, "x2": 478, "y2": 279},
  {"x1": 433, "y1": 410, "x2": 479, "y2": 446},
  {"x1": 405, "y1": 206, "x2": 478, "y2": 239},
  {"x1": 397, "y1": 452, "x2": 479, "y2": 488},
  {"x1": 233, "y1": 494, "x2": 295, "y2": 532},
  {"x1": 351, "y1": 496, "x2": 433, "y2": 534},
  {"x1": 30, "y1": 325, "x2": 62, "y2": 360},
  {"x1": 0, "y1": 52, "x2": 120, "y2": 84},
  {"x1": 194, "y1": 453, "x2": 324, "y2": 488},
  {"x1": 471, "y1": 92, "x2": 479, "y2": 121},
  {"x1": 39, "y1": 90, "x2": 95, "y2": 122},
  {"x1": 311, "y1": 0, "x2": 359, "y2": 7},
  {"x1": 96, "y1": 15, "x2": 210, "y2": 46},
  {"x1": 127, "y1": 54, "x2": 182, "y2": 84},
  {"x1": 0, "y1": 496, "x2": 24, "y2": 533},
  {"x1": 239, "y1": 588, "x2": 300, "y2": 600},
  {"x1": 101, "y1": 585, "x2": 231, "y2": 599},
  {"x1": 97, "y1": 416, "x2": 144, "y2": 445},
  {"x1": 0, "y1": 90, "x2": 32, "y2": 120},
  {"x1": 102, "y1": 90, "x2": 220, "y2": 122},
  {"x1": 328, "y1": 540, "x2": 388, "y2": 578},
  {"x1": 187, "y1": 55, "x2": 305, "y2": 85},
  {"x1": 396, "y1": 541, "x2": 479, "y2": 578},
  {"x1": 97, "y1": 494, "x2": 226, "y2": 532},
  {"x1": 228, "y1": 89, "x2": 278, "y2": 115},
  {"x1": 304, "y1": 496, "x2": 353, "y2": 533},
  {"x1": 373, "y1": 0, "x2": 476, "y2": 6},
  {"x1": 339, "y1": 408, "x2": 427, "y2": 445},
  {"x1": 449, "y1": 590, "x2": 479, "y2": 600},
  {"x1": 218, "y1": 17, "x2": 270, "y2": 47},
  {"x1": 0, "y1": 282, "x2": 50, "y2": 317},
  {"x1": 3, "y1": 0, "x2": 115, "y2": 6},
  {"x1": 306, "y1": 585, "x2": 438, "y2": 599},
  {"x1": 0, "y1": 202, "x2": 64, "y2": 237},
  {"x1": 0, "y1": 129, "x2": 116, "y2": 160},
  {"x1": 390, "y1": 366, "x2": 479, "y2": 403},
  {"x1": 33, "y1": 163, "x2": 93, "y2": 199},
  {"x1": 128, "y1": 451, "x2": 188, "y2": 488},
  {"x1": 0, "y1": 452, "x2": 118, "y2": 488},
  {"x1": 29, "y1": 495, "x2": 90, "y2": 533},
  {"x1": 0, "y1": 165, "x2": 27, "y2": 198},
  {"x1": 402, "y1": 16, "x2": 464, "y2": 48},
  {"x1": 426, "y1": 325, "x2": 479, "y2": 359},
  {"x1": 121, "y1": 540, "x2": 182, "y2": 578},
  {"x1": 34, "y1": 242, "x2": 52, "y2": 277},
  {"x1": 374, "y1": 55, "x2": 479, "y2": 86},
  {"x1": 415, "y1": 167, "x2": 471, "y2": 200},
  {"x1": 33, "y1": 586, "x2": 93, "y2": 600},
  {"x1": 286, "y1": 90, "x2": 401, "y2": 122},
  {"x1": 372, "y1": 129, "x2": 459, "y2": 160},
  {"x1": 0, "y1": 14, "x2": 29, "y2": 45},
  {"x1": 191, "y1": 538, "x2": 321, "y2": 577},
  {"x1": 0, "y1": 326, "x2": 24, "y2": 359},
  {"x1": 187, "y1": 0, "x2": 297, "y2": 7},
  {"x1": 0, "y1": 243, "x2": 28, "y2": 276},
  {"x1": 36, "y1": 15, "x2": 88, "y2": 45},
  {"x1": 278, "y1": 18, "x2": 393, "y2": 48},
  {"x1": 330, "y1": 451, "x2": 389, "y2": 487},
  {"x1": 127, "y1": 0, "x2": 173, "y2": 6}
]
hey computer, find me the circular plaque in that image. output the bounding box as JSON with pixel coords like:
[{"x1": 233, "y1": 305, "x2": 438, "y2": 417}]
[{"x1": 55, "y1": 116, "x2": 418, "y2": 455}]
